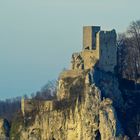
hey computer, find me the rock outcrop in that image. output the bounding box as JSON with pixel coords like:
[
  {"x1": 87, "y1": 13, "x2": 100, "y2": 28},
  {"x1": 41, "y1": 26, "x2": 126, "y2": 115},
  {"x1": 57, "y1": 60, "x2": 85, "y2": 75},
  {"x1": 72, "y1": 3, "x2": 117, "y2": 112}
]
[
  {"x1": 10, "y1": 68, "x2": 127, "y2": 140},
  {"x1": 0, "y1": 118, "x2": 10, "y2": 140}
]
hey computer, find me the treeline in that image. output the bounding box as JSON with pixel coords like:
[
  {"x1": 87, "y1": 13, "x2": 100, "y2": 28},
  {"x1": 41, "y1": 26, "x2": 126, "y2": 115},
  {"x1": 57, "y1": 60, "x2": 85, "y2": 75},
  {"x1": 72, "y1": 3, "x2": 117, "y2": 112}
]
[
  {"x1": 0, "y1": 80, "x2": 57, "y2": 121},
  {"x1": 0, "y1": 97, "x2": 21, "y2": 121}
]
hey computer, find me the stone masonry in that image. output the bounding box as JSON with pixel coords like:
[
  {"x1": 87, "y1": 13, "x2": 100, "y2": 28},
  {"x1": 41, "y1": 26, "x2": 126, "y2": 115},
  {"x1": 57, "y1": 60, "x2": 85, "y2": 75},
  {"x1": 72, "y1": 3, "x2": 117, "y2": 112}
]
[{"x1": 72, "y1": 26, "x2": 117, "y2": 73}]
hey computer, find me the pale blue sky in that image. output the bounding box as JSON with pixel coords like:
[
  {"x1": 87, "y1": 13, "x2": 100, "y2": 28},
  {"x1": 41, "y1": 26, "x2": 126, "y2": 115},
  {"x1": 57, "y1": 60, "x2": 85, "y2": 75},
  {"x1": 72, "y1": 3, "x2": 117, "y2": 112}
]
[{"x1": 0, "y1": 0, "x2": 140, "y2": 99}]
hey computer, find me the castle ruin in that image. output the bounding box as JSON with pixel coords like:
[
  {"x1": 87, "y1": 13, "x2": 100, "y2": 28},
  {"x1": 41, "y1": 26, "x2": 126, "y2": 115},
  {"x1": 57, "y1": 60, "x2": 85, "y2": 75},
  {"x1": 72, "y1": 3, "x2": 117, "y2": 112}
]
[
  {"x1": 72, "y1": 26, "x2": 117, "y2": 72},
  {"x1": 21, "y1": 25, "x2": 117, "y2": 115},
  {"x1": 17, "y1": 26, "x2": 128, "y2": 140}
]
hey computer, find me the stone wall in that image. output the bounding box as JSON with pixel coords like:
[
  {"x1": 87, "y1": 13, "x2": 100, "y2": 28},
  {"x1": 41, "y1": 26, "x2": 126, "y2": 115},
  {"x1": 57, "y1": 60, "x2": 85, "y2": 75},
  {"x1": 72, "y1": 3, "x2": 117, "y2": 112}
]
[
  {"x1": 83, "y1": 26, "x2": 117, "y2": 73},
  {"x1": 21, "y1": 99, "x2": 35, "y2": 116},
  {"x1": 21, "y1": 99, "x2": 56, "y2": 116},
  {"x1": 97, "y1": 30, "x2": 117, "y2": 72},
  {"x1": 71, "y1": 51, "x2": 99, "y2": 70}
]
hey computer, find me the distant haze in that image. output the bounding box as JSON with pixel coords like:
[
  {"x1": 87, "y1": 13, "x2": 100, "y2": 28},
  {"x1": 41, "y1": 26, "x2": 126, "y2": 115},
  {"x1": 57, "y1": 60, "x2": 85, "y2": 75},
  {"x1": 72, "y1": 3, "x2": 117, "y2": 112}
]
[{"x1": 0, "y1": 0, "x2": 140, "y2": 99}]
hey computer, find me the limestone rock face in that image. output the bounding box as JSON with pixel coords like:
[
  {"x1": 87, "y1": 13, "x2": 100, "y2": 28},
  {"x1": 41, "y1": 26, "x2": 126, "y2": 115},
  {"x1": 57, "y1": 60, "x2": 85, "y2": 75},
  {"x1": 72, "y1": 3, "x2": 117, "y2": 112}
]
[
  {"x1": 71, "y1": 53, "x2": 84, "y2": 70},
  {"x1": 11, "y1": 69, "x2": 126, "y2": 140},
  {"x1": 0, "y1": 118, "x2": 9, "y2": 140},
  {"x1": 99, "y1": 99, "x2": 122, "y2": 140},
  {"x1": 0, "y1": 118, "x2": 6, "y2": 139}
]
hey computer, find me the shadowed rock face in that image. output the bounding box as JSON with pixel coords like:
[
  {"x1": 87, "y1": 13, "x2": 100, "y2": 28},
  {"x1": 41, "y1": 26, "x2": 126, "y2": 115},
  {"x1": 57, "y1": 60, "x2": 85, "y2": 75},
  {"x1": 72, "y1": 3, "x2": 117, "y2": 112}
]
[{"x1": 93, "y1": 68, "x2": 124, "y2": 108}]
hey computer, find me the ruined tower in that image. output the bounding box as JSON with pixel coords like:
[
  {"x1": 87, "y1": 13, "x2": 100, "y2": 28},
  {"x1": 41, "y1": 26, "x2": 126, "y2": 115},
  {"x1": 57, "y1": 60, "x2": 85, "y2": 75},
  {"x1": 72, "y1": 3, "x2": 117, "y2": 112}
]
[
  {"x1": 83, "y1": 26, "x2": 117, "y2": 72},
  {"x1": 83, "y1": 26, "x2": 101, "y2": 50},
  {"x1": 96, "y1": 30, "x2": 117, "y2": 72}
]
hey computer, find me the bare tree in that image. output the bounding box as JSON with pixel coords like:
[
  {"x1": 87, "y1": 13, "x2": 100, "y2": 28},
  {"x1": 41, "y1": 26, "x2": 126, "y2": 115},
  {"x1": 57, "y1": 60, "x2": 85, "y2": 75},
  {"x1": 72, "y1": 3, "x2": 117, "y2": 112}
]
[
  {"x1": 127, "y1": 20, "x2": 140, "y2": 82},
  {"x1": 127, "y1": 20, "x2": 140, "y2": 52},
  {"x1": 33, "y1": 80, "x2": 57, "y2": 100},
  {"x1": 117, "y1": 20, "x2": 140, "y2": 82}
]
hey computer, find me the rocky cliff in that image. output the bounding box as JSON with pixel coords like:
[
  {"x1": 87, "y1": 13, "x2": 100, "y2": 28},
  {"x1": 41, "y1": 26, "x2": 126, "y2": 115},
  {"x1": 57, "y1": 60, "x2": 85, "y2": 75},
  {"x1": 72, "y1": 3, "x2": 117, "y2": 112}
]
[{"x1": 10, "y1": 51, "x2": 129, "y2": 140}]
